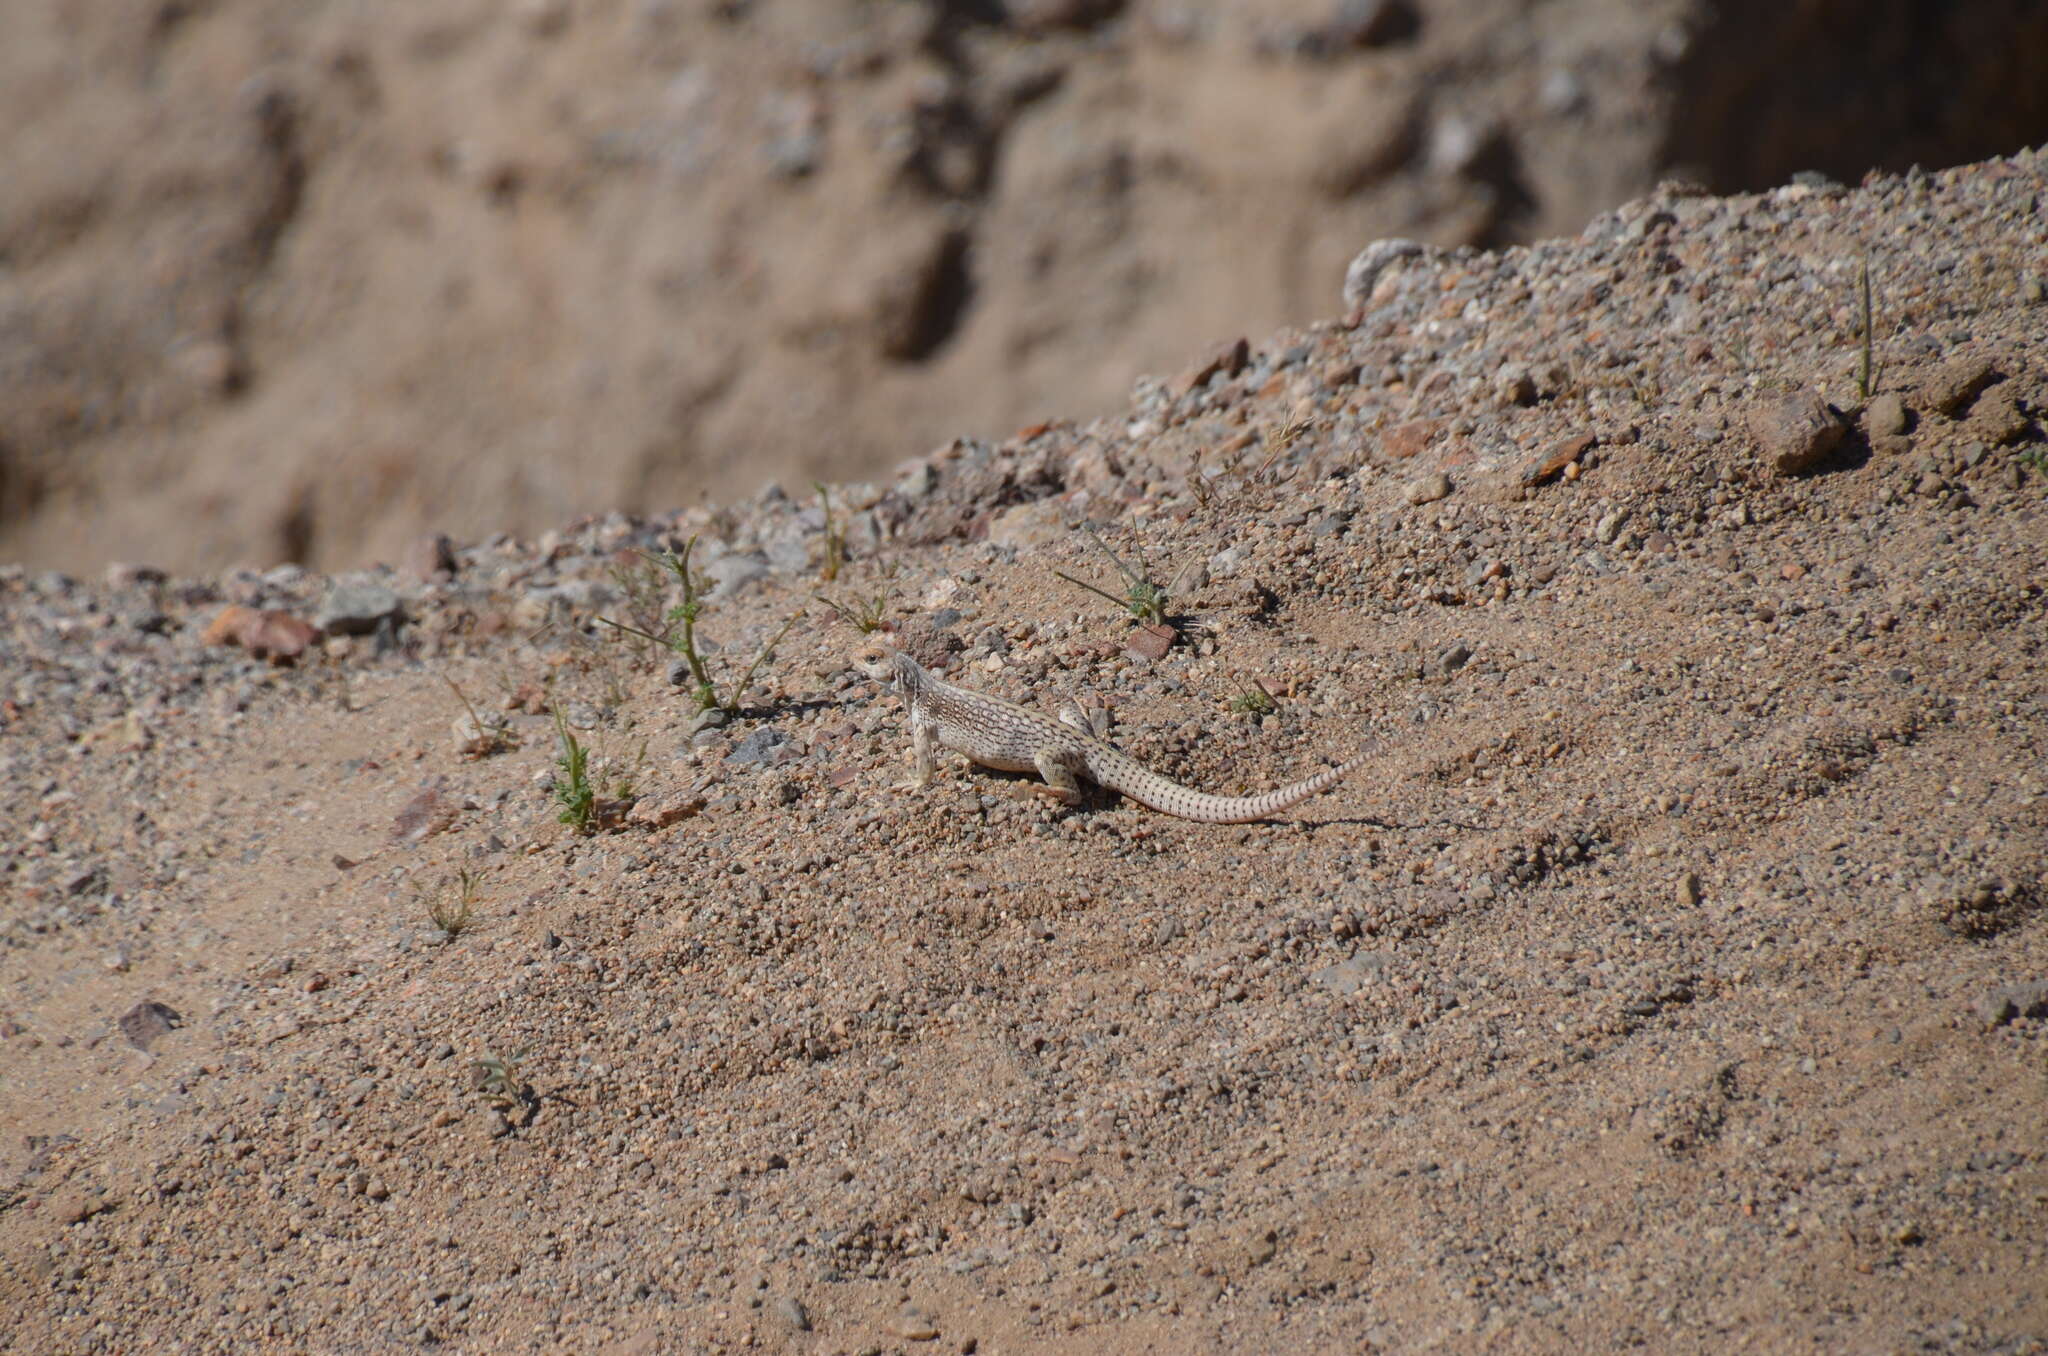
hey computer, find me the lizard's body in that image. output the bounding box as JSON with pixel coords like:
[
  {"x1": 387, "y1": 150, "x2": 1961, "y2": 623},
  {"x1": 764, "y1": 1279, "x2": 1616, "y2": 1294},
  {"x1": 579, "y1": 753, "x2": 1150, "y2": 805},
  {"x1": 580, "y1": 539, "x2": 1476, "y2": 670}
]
[{"x1": 852, "y1": 643, "x2": 1363, "y2": 823}]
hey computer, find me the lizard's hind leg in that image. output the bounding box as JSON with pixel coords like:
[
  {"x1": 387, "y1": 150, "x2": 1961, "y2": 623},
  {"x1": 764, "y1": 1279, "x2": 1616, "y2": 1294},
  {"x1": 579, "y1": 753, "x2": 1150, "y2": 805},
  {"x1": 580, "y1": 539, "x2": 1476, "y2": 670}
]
[
  {"x1": 1057, "y1": 697, "x2": 1112, "y2": 740},
  {"x1": 1030, "y1": 745, "x2": 1087, "y2": 806}
]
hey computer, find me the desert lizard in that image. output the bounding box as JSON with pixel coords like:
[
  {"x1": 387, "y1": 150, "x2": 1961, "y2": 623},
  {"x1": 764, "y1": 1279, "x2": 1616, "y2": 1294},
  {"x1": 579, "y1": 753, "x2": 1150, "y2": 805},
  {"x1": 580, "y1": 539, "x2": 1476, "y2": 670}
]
[{"x1": 852, "y1": 642, "x2": 1364, "y2": 823}]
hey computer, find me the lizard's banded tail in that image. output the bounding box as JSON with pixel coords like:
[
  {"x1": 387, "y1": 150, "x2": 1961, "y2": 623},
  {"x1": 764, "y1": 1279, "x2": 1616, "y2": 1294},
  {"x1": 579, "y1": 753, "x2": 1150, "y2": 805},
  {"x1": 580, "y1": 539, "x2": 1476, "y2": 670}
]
[{"x1": 1089, "y1": 748, "x2": 1369, "y2": 823}]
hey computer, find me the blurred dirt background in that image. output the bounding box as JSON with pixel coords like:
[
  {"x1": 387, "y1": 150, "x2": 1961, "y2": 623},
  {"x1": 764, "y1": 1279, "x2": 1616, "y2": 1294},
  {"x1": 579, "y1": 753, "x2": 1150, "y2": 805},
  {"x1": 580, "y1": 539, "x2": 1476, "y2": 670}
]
[{"x1": 4, "y1": 0, "x2": 2045, "y2": 573}]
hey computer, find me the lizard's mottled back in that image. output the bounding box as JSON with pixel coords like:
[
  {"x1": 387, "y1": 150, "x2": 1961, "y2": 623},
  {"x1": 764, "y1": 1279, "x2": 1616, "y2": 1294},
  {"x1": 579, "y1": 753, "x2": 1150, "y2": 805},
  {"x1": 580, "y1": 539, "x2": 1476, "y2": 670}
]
[{"x1": 853, "y1": 642, "x2": 1362, "y2": 824}]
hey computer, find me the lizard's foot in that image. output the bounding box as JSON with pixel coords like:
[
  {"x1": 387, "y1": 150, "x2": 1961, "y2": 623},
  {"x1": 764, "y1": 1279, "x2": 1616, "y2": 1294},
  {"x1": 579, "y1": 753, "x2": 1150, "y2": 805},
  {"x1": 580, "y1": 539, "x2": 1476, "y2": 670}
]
[
  {"x1": 1057, "y1": 698, "x2": 1111, "y2": 740},
  {"x1": 1026, "y1": 782, "x2": 1084, "y2": 807},
  {"x1": 890, "y1": 777, "x2": 933, "y2": 793}
]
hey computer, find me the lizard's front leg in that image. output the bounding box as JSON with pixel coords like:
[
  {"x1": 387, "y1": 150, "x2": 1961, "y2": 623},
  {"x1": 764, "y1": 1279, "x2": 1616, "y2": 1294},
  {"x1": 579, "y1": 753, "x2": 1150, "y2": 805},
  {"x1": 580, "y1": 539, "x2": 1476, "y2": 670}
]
[
  {"x1": 893, "y1": 715, "x2": 938, "y2": 791},
  {"x1": 1030, "y1": 746, "x2": 1086, "y2": 806}
]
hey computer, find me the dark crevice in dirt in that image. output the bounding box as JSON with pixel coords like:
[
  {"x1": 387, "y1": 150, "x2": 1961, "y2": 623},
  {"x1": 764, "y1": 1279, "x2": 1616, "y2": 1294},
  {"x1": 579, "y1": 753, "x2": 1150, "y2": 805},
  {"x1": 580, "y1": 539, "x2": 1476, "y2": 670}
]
[
  {"x1": 238, "y1": 83, "x2": 309, "y2": 275},
  {"x1": 888, "y1": 226, "x2": 977, "y2": 363},
  {"x1": 1659, "y1": 0, "x2": 2048, "y2": 192}
]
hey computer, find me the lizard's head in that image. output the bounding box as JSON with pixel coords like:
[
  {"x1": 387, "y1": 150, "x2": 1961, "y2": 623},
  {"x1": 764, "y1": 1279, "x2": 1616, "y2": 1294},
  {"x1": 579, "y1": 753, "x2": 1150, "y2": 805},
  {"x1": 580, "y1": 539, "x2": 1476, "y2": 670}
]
[{"x1": 850, "y1": 642, "x2": 899, "y2": 684}]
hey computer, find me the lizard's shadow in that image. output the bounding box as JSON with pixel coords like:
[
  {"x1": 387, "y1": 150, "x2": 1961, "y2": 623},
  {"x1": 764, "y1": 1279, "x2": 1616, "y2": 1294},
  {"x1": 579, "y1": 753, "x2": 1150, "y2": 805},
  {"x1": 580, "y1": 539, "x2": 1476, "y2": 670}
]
[
  {"x1": 1301, "y1": 814, "x2": 1492, "y2": 832},
  {"x1": 968, "y1": 773, "x2": 1431, "y2": 832}
]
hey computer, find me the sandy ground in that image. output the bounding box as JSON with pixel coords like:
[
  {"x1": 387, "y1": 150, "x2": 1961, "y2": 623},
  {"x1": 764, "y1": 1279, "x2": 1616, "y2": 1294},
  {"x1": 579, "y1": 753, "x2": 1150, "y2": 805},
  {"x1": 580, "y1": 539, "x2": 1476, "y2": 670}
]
[{"x1": 2, "y1": 153, "x2": 2046, "y2": 1352}]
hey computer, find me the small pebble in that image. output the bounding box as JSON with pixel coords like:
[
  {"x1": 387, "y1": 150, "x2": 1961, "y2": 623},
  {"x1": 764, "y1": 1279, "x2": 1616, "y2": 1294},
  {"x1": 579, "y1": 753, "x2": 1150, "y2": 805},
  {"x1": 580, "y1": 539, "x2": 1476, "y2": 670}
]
[
  {"x1": 774, "y1": 1296, "x2": 811, "y2": 1332},
  {"x1": 893, "y1": 1306, "x2": 940, "y2": 1341},
  {"x1": 1404, "y1": 472, "x2": 1452, "y2": 506}
]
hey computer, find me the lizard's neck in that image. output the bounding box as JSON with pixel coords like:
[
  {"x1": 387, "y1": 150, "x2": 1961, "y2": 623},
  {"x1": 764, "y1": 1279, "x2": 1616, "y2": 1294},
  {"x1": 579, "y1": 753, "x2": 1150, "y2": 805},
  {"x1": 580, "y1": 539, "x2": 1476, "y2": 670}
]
[{"x1": 891, "y1": 651, "x2": 939, "y2": 706}]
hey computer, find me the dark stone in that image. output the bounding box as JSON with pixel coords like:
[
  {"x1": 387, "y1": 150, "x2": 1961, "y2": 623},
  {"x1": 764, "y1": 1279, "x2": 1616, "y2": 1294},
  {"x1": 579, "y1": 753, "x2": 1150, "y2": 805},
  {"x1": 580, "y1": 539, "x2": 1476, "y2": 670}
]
[
  {"x1": 727, "y1": 727, "x2": 790, "y2": 766},
  {"x1": 1973, "y1": 982, "x2": 2048, "y2": 1027},
  {"x1": 315, "y1": 581, "x2": 403, "y2": 635},
  {"x1": 118, "y1": 1001, "x2": 182, "y2": 1052}
]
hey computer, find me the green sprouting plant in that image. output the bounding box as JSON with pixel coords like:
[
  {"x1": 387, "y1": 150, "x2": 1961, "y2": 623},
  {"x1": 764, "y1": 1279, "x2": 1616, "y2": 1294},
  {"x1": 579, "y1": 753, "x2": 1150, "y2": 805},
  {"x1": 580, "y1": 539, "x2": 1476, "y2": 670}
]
[
  {"x1": 472, "y1": 1045, "x2": 534, "y2": 1111},
  {"x1": 1054, "y1": 525, "x2": 1170, "y2": 627},
  {"x1": 816, "y1": 586, "x2": 892, "y2": 634},
  {"x1": 712, "y1": 611, "x2": 799, "y2": 715},
  {"x1": 606, "y1": 553, "x2": 673, "y2": 650},
  {"x1": 443, "y1": 675, "x2": 513, "y2": 758},
  {"x1": 814, "y1": 481, "x2": 847, "y2": 583},
  {"x1": 1188, "y1": 413, "x2": 1313, "y2": 511},
  {"x1": 596, "y1": 537, "x2": 798, "y2": 716},
  {"x1": 1227, "y1": 676, "x2": 1279, "y2": 718},
  {"x1": 609, "y1": 736, "x2": 649, "y2": 801},
  {"x1": 1186, "y1": 447, "x2": 1218, "y2": 509},
  {"x1": 1855, "y1": 254, "x2": 1883, "y2": 400},
  {"x1": 1252, "y1": 412, "x2": 1311, "y2": 487},
  {"x1": 427, "y1": 867, "x2": 483, "y2": 937},
  {"x1": 1724, "y1": 333, "x2": 1755, "y2": 377},
  {"x1": 2017, "y1": 448, "x2": 2048, "y2": 477},
  {"x1": 552, "y1": 709, "x2": 596, "y2": 835}
]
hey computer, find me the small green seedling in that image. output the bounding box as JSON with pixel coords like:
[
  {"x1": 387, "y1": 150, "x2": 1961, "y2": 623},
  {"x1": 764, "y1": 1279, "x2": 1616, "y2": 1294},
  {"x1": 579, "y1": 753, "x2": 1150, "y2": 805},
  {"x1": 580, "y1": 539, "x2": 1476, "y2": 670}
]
[
  {"x1": 427, "y1": 867, "x2": 483, "y2": 937},
  {"x1": 815, "y1": 482, "x2": 847, "y2": 583},
  {"x1": 816, "y1": 586, "x2": 892, "y2": 634},
  {"x1": 605, "y1": 553, "x2": 673, "y2": 649},
  {"x1": 609, "y1": 736, "x2": 649, "y2": 802},
  {"x1": 443, "y1": 675, "x2": 513, "y2": 758},
  {"x1": 598, "y1": 538, "x2": 798, "y2": 717},
  {"x1": 1054, "y1": 525, "x2": 1170, "y2": 627},
  {"x1": 1253, "y1": 413, "x2": 1311, "y2": 486},
  {"x1": 717, "y1": 612, "x2": 799, "y2": 715},
  {"x1": 1228, "y1": 677, "x2": 1279, "y2": 718},
  {"x1": 1188, "y1": 412, "x2": 1312, "y2": 509},
  {"x1": 552, "y1": 709, "x2": 596, "y2": 835},
  {"x1": 1855, "y1": 254, "x2": 1883, "y2": 400}
]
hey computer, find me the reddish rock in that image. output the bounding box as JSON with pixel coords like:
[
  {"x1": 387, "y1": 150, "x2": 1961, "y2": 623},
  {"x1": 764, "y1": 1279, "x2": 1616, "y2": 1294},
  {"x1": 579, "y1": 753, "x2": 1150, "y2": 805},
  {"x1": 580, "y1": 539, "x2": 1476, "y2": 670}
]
[
  {"x1": 1751, "y1": 391, "x2": 1846, "y2": 475},
  {"x1": 391, "y1": 786, "x2": 458, "y2": 843},
  {"x1": 1524, "y1": 432, "x2": 1596, "y2": 484},
  {"x1": 1915, "y1": 356, "x2": 1999, "y2": 415},
  {"x1": 201, "y1": 605, "x2": 318, "y2": 664},
  {"x1": 1383, "y1": 419, "x2": 1442, "y2": 460},
  {"x1": 627, "y1": 794, "x2": 707, "y2": 829},
  {"x1": 1125, "y1": 623, "x2": 1176, "y2": 661},
  {"x1": 1964, "y1": 388, "x2": 2031, "y2": 445},
  {"x1": 48, "y1": 1189, "x2": 102, "y2": 1226},
  {"x1": 1181, "y1": 338, "x2": 1251, "y2": 394},
  {"x1": 505, "y1": 682, "x2": 549, "y2": 715}
]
